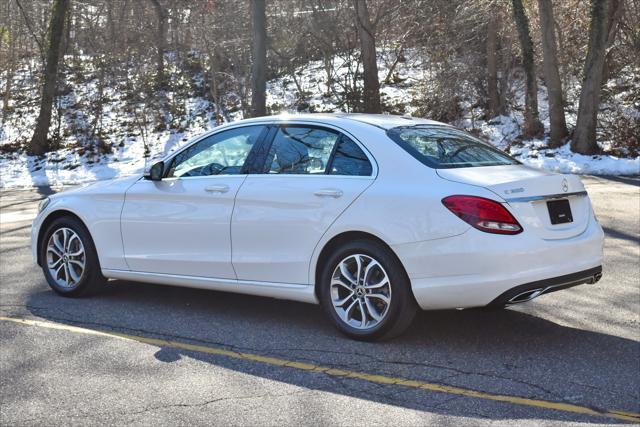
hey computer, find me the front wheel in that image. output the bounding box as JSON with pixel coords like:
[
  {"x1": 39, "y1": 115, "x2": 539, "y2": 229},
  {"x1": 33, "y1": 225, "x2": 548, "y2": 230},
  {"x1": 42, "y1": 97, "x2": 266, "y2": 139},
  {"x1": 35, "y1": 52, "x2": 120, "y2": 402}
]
[
  {"x1": 40, "y1": 217, "x2": 105, "y2": 297},
  {"x1": 319, "y1": 239, "x2": 417, "y2": 341}
]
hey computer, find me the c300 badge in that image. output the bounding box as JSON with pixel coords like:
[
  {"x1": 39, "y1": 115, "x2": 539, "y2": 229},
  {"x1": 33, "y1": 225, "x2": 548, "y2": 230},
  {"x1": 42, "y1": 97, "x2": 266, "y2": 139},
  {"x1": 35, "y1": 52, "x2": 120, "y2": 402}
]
[{"x1": 504, "y1": 187, "x2": 525, "y2": 195}]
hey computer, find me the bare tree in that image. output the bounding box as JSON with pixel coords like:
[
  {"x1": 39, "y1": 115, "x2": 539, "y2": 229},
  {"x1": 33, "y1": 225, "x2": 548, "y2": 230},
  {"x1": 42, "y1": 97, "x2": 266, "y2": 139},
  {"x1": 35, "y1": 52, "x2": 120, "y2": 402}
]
[
  {"x1": 572, "y1": 0, "x2": 621, "y2": 154},
  {"x1": 14, "y1": 0, "x2": 45, "y2": 64},
  {"x1": 250, "y1": 0, "x2": 267, "y2": 117},
  {"x1": 29, "y1": 0, "x2": 70, "y2": 155},
  {"x1": 0, "y1": 0, "x2": 635, "y2": 160},
  {"x1": 354, "y1": 0, "x2": 381, "y2": 113},
  {"x1": 537, "y1": 0, "x2": 568, "y2": 147},
  {"x1": 486, "y1": 14, "x2": 502, "y2": 118},
  {"x1": 2, "y1": 0, "x2": 15, "y2": 113},
  {"x1": 511, "y1": 0, "x2": 543, "y2": 138},
  {"x1": 149, "y1": 0, "x2": 167, "y2": 87}
]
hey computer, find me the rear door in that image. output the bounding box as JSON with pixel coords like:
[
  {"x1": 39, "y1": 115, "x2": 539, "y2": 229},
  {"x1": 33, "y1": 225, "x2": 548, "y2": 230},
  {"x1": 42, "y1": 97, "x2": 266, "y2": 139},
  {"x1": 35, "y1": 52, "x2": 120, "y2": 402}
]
[{"x1": 231, "y1": 124, "x2": 376, "y2": 284}]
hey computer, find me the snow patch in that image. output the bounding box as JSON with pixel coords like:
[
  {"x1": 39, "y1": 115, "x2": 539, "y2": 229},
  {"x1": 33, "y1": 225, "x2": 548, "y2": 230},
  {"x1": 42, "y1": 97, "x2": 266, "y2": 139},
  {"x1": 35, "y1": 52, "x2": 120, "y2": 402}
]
[{"x1": 1, "y1": 53, "x2": 638, "y2": 189}]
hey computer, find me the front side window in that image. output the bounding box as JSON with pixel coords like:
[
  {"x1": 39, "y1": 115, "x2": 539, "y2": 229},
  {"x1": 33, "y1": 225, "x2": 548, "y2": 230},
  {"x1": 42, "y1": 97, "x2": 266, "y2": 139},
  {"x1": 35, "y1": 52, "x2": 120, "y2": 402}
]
[
  {"x1": 264, "y1": 126, "x2": 339, "y2": 174},
  {"x1": 387, "y1": 126, "x2": 519, "y2": 169},
  {"x1": 167, "y1": 126, "x2": 265, "y2": 178}
]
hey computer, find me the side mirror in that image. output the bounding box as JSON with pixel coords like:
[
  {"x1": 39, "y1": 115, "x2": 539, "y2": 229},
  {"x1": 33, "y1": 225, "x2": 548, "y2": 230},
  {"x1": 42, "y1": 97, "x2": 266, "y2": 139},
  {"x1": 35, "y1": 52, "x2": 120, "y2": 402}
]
[{"x1": 144, "y1": 161, "x2": 164, "y2": 181}]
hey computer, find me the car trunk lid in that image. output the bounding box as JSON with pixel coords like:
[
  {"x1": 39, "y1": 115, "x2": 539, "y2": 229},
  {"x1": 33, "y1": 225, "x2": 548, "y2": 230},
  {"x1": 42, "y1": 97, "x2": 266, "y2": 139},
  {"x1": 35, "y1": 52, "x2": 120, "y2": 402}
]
[{"x1": 437, "y1": 165, "x2": 591, "y2": 240}]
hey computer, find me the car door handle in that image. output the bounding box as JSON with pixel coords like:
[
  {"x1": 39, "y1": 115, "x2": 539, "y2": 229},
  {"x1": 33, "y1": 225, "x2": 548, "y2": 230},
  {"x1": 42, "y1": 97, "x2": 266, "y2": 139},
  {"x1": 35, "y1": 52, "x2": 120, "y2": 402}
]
[
  {"x1": 204, "y1": 184, "x2": 230, "y2": 193},
  {"x1": 314, "y1": 189, "x2": 343, "y2": 198}
]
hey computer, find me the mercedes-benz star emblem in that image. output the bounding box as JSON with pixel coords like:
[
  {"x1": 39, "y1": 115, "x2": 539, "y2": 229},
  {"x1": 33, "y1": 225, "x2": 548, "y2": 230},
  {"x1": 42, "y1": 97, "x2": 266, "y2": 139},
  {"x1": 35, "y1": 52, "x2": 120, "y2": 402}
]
[{"x1": 562, "y1": 178, "x2": 569, "y2": 193}]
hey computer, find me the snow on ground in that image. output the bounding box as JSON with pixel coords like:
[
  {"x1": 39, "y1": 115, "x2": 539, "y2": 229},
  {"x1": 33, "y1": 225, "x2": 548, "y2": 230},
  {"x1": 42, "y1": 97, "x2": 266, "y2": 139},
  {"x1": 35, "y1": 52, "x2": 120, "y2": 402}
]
[
  {"x1": 0, "y1": 109, "x2": 216, "y2": 188},
  {"x1": 517, "y1": 145, "x2": 640, "y2": 175},
  {"x1": 1, "y1": 53, "x2": 638, "y2": 189},
  {"x1": 466, "y1": 114, "x2": 640, "y2": 176},
  {"x1": 1, "y1": 56, "x2": 221, "y2": 188}
]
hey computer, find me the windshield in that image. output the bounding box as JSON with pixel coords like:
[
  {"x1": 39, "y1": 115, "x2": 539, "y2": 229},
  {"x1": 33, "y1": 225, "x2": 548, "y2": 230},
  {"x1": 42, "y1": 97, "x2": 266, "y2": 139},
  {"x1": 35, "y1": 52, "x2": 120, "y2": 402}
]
[{"x1": 387, "y1": 125, "x2": 519, "y2": 169}]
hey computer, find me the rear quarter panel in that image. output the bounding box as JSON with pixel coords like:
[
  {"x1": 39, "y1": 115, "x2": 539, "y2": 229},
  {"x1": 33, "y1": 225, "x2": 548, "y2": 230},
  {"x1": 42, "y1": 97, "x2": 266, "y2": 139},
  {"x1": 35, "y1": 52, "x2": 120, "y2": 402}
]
[{"x1": 306, "y1": 123, "x2": 504, "y2": 284}]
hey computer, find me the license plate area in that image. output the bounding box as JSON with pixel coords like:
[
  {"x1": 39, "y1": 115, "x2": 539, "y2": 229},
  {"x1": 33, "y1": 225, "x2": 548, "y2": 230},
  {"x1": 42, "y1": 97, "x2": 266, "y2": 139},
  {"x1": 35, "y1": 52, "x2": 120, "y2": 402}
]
[{"x1": 547, "y1": 199, "x2": 573, "y2": 225}]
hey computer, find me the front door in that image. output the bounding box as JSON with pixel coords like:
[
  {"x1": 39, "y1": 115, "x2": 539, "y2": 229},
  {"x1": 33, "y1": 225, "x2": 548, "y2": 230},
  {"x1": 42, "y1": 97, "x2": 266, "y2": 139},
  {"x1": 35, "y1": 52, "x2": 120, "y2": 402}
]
[{"x1": 120, "y1": 125, "x2": 268, "y2": 278}]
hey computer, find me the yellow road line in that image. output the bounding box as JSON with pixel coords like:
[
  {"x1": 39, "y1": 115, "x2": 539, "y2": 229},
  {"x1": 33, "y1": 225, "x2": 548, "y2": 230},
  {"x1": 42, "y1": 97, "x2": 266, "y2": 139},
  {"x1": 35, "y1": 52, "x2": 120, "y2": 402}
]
[{"x1": 2, "y1": 315, "x2": 638, "y2": 423}]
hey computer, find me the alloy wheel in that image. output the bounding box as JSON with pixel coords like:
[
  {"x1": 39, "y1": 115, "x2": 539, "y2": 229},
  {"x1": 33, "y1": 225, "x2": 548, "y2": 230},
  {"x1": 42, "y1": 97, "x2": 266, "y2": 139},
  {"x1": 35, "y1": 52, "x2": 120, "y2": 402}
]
[
  {"x1": 46, "y1": 227, "x2": 86, "y2": 289},
  {"x1": 330, "y1": 254, "x2": 392, "y2": 330}
]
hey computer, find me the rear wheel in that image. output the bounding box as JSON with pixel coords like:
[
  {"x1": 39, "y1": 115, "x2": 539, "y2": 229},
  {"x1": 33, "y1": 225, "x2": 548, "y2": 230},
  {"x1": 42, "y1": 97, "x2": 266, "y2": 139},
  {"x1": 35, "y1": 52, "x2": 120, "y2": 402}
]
[
  {"x1": 319, "y1": 239, "x2": 417, "y2": 341},
  {"x1": 40, "y1": 217, "x2": 105, "y2": 297}
]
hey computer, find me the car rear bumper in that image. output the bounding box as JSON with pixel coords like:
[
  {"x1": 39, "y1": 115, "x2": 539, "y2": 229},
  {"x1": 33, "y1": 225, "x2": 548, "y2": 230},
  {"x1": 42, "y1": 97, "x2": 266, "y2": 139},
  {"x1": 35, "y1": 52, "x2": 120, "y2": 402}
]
[{"x1": 392, "y1": 214, "x2": 604, "y2": 310}]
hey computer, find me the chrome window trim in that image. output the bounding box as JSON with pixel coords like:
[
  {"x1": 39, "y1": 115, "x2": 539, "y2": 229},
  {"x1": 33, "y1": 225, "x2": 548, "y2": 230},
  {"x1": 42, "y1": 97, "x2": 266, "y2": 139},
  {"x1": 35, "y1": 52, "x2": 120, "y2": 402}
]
[
  {"x1": 161, "y1": 120, "x2": 379, "y2": 179},
  {"x1": 505, "y1": 191, "x2": 588, "y2": 203}
]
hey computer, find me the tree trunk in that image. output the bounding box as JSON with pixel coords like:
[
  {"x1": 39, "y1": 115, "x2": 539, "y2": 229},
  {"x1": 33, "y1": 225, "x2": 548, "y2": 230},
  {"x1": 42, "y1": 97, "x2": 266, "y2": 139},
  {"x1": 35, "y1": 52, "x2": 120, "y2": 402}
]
[
  {"x1": 511, "y1": 0, "x2": 544, "y2": 139},
  {"x1": 29, "y1": 0, "x2": 69, "y2": 156},
  {"x1": 354, "y1": 0, "x2": 381, "y2": 114},
  {"x1": 119, "y1": 0, "x2": 129, "y2": 56},
  {"x1": 572, "y1": 0, "x2": 618, "y2": 155},
  {"x1": 208, "y1": 53, "x2": 223, "y2": 125},
  {"x1": 537, "y1": 0, "x2": 568, "y2": 147},
  {"x1": 250, "y1": 0, "x2": 267, "y2": 117},
  {"x1": 554, "y1": 19, "x2": 569, "y2": 90},
  {"x1": 602, "y1": 0, "x2": 623, "y2": 83},
  {"x1": 149, "y1": 0, "x2": 167, "y2": 87},
  {"x1": 486, "y1": 15, "x2": 502, "y2": 118},
  {"x1": 383, "y1": 47, "x2": 403, "y2": 84},
  {"x1": 62, "y1": 1, "x2": 71, "y2": 56},
  {"x1": 3, "y1": 0, "x2": 15, "y2": 113}
]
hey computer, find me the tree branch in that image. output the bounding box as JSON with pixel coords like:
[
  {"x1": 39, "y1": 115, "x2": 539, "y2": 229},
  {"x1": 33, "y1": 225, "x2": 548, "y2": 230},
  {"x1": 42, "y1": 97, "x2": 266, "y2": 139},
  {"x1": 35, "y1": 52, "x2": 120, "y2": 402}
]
[{"x1": 14, "y1": 0, "x2": 46, "y2": 63}]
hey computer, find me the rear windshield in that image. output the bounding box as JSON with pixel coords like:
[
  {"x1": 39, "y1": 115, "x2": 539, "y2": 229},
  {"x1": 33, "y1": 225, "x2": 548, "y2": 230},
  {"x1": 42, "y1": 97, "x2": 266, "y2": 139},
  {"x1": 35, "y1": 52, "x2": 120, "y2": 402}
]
[{"x1": 387, "y1": 126, "x2": 519, "y2": 169}]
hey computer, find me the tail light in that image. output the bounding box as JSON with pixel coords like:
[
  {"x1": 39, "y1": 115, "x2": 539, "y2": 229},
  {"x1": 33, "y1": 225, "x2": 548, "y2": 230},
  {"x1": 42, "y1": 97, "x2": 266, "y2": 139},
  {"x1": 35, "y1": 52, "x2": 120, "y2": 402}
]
[{"x1": 442, "y1": 195, "x2": 522, "y2": 235}]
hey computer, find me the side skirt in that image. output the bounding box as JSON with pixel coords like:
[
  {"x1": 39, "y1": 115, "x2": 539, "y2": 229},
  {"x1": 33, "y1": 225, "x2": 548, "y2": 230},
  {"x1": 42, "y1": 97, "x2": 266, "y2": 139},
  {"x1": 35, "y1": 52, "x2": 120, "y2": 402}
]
[{"x1": 102, "y1": 269, "x2": 319, "y2": 304}]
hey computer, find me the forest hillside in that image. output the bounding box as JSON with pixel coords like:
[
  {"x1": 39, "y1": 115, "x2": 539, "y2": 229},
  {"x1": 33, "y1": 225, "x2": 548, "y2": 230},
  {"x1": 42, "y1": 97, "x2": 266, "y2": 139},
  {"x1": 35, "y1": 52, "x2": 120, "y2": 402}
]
[{"x1": 0, "y1": 0, "x2": 638, "y2": 187}]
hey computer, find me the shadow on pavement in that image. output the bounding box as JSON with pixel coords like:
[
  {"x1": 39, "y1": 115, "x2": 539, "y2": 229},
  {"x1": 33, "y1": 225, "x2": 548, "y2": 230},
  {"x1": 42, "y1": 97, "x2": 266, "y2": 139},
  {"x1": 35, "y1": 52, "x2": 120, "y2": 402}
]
[
  {"x1": 24, "y1": 279, "x2": 640, "y2": 424},
  {"x1": 595, "y1": 175, "x2": 640, "y2": 187},
  {"x1": 602, "y1": 226, "x2": 640, "y2": 244}
]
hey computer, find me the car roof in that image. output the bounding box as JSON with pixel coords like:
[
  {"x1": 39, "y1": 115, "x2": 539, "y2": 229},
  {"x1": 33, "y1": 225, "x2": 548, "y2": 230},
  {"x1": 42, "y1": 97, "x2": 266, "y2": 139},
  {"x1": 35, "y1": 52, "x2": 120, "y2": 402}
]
[{"x1": 234, "y1": 113, "x2": 450, "y2": 130}]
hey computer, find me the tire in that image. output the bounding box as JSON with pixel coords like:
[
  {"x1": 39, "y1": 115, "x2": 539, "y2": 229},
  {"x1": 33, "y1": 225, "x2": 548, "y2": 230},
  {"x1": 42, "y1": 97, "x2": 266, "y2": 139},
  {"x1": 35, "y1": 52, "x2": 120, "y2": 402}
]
[
  {"x1": 319, "y1": 239, "x2": 418, "y2": 341},
  {"x1": 40, "y1": 216, "x2": 105, "y2": 297}
]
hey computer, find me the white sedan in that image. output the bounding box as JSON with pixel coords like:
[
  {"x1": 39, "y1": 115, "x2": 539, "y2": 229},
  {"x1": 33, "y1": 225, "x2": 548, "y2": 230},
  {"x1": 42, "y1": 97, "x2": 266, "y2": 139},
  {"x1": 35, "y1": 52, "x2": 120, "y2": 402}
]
[{"x1": 31, "y1": 114, "x2": 604, "y2": 340}]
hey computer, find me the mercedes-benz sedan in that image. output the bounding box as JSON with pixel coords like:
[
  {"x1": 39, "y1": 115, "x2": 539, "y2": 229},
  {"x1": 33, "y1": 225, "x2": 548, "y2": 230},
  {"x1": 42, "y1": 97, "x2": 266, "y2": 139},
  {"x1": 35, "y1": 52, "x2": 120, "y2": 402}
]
[{"x1": 32, "y1": 114, "x2": 604, "y2": 340}]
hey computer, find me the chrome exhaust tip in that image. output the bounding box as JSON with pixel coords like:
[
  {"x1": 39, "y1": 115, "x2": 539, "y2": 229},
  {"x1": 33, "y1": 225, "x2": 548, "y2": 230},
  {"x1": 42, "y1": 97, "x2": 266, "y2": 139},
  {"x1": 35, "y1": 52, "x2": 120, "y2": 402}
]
[
  {"x1": 587, "y1": 272, "x2": 603, "y2": 285},
  {"x1": 508, "y1": 288, "x2": 545, "y2": 304}
]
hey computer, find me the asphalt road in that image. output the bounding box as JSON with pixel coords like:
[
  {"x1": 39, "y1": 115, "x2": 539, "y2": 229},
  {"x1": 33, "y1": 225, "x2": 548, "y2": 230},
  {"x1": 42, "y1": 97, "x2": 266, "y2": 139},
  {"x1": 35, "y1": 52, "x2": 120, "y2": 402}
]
[{"x1": 1, "y1": 176, "x2": 639, "y2": 426}]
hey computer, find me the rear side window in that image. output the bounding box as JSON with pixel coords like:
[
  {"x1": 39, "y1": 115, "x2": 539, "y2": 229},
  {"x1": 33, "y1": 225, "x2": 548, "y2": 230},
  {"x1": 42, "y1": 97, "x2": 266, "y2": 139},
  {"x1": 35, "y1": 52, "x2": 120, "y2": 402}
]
[
  {"x1": 264, "y1": 127, "x2": 338, "y2": 174},
  {"x1": 329, "y1": 137, "x2": 372, "y2": 176},
  {"x1": 387, "y1": 126, "x2": 519, "y2": 169}
]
